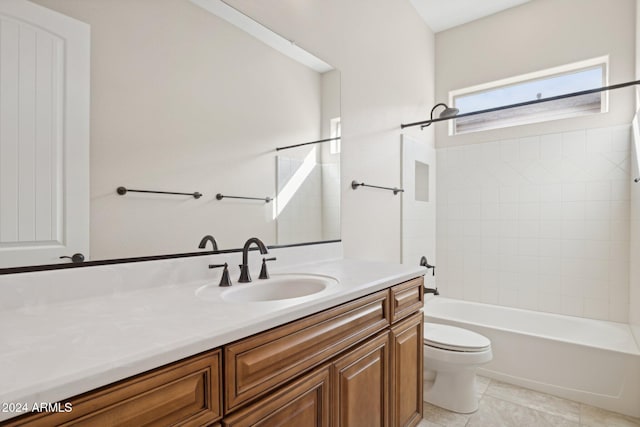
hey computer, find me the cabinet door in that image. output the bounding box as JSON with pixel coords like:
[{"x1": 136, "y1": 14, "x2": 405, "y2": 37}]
[
  {"x1": 332, "y1": 331, "x2": 390, "y2": 427},
  {"x1": 222, "y1": 366, "x2": 330, "y2": 427},
  {"x1": 390, "y1": 311, "x2": 424, "y2": 427}
]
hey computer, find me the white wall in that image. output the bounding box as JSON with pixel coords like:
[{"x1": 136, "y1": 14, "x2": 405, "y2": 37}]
[
  {"x1": 225, "y1": 0, "x2": 435, "y2": 263},
  {"x1": 437, "y1": 125, "x2": 632, "y2": 321},
  {"x1": 32, "y1": 0, "x2": 324, "y2": 258},
  {"x1": 435, "y1": 0, "x2": 636, "y2": 148}
]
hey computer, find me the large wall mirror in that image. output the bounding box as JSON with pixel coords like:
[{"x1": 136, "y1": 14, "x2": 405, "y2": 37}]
[{"x1": 0, "y1": 0, "x2": 340, "y2": 271}]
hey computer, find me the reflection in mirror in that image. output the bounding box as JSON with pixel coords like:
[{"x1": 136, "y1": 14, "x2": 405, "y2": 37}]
[
  {"x1": 0, "y1": 0, "x2": 340, "y2": 270},
  {"x1": 275, "y1": 67, "x2": 341, "y2": 245}
]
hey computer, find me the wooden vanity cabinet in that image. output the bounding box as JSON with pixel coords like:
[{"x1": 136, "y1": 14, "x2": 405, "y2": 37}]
[{"x1": 2, "y1": 276, "x2": 423, "y2": 427}]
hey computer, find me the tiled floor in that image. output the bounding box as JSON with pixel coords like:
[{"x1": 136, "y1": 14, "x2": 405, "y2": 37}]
[{"x1": 417, "y1": 377, "x2": 640, "y2": 427}]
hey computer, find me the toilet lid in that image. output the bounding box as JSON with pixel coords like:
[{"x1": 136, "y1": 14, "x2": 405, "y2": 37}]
[{"x1": 424, "y1": 323, "x2": 491, "y2": 352}]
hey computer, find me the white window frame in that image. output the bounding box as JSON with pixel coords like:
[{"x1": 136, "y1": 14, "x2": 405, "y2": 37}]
[
  {"x1": 330, "y1": 117, "x2": 341, "y2": 154},
  {"x1": 448, "y1": 56, "x2": 609, "y2": 135}
]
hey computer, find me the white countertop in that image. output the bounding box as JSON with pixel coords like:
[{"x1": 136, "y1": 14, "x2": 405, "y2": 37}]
[{"x1": 0, "y1": 257, "x2": 424, "y2": 421}]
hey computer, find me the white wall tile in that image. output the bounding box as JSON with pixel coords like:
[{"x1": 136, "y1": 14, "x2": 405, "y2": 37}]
[
  {"x1": 540, "y1": 183, "x2": 562, "y2": 202},
  {"x1": 584, "y1": 201, "x2": 610, "y2": 221},
  {"x1": 586, "y1": 127, "x2": 611, "y2": 153},
  {"x1": 561, "y1": 295, "x2": 584, "y2": 317},
  {"x1": 540, "y1": 133, "x2": 563, "y2": 161},
  {"x1": 562, "y1": 130, "x2": 586, "y2": 159},
  {"x1": 519, "y1": 203, "x2": 540, "y2": 221},
  {"x1": 500, "y1": 139, "x2": 519, "y2": 163},
  {"x1": 583, "y1": 297, "x2": 609, "y2": 320},
  {"x1": 518, "y1": 221, "x2": 540, "y2": 238},
  {"x1": 540, "y1": 203, "x2": 562, "y2": 220},
  {"x1": 610, "y1": 180, "x2": 630, "y2": 201},
  {"x1": 609, "y1": 298, "x2": 629, "y2": 323},
  {"x1": 562, "y1": 201, "x2": 585, "y2": 221},
  {"x1": 538, "y1": 292, "x2": 563, "y2": 314},
  {"x1": 562, "y1": 183, "x2": 586, "y2": 201},
  {"x1": 499, "y1": 186, "x2": 519, "y2": 203},
  {"x1": 520, "y1": 185, "x2": 542, "y2": 203},
  {"x1": 498, "y1": 220, "x2": 518, "y2": 238},
  {"x1": 539, "y1": 239, "x2": 563, "y2": 258},
  {"x1": 436, "y1": 124, "x2": 631, "y2": 322},
  {"x1": 519, "y1": 136, "x2": 540, "y2": 162},
  {"x1": 611, "y1": 126, "x2": 631, "y2": 151},
  {"x1": 611, "y1": 220, "x2": 630, "y2": 241}
]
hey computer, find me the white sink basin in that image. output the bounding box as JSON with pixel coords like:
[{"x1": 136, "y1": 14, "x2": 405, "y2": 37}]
[{"x1": 218, "y1": 274, "x2": 338, "y2": 303}]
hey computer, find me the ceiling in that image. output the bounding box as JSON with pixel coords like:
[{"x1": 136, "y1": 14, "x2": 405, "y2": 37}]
[{"x1": 409, "y1": 0, "x2": 532, "y2": 33}]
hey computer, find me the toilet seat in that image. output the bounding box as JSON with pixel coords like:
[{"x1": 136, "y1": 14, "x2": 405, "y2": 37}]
[{"x1": 424, "y1": 323, "x2": 491, "y2": 352}]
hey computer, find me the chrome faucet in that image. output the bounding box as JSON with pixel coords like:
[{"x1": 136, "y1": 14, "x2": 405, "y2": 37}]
[
  {"x1": 198, "y1": 235, "x2": 219, "y2": 251},
  {"x1": 239, "y1": 237, "x2": 269, "y2": 282}
]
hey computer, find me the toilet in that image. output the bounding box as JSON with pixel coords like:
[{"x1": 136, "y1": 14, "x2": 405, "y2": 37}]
[{"x1": 423, "y1": 323, "x2": 493, "y2": 413}]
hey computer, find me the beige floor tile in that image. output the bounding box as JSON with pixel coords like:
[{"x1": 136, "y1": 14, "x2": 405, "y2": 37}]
[
  {"x1": 484, "y1": 380, "x2": 580, "y2": 422},
  {"x1": 422, "y1": 401, "x2": 470, "y2": 427},
  {"x1": 467, "y1": 395, "x2": 579, "y2": 427},
  {"x1": 475, "y1": 375, "x2": 491, "y2": 397},
  {"x1": 416, "y1": 418, "x2": 443, "y2": 427},
  {"x1": 580, "y1": 404, "x2": 640, "y2": 427}
]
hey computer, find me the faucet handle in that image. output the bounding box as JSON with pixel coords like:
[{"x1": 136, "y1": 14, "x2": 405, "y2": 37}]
[
  {"x1": 419, "y1": 256, "x2": 436, "y2": 276},
  {"x1": 209, "y1": 263, "x2": 232, "y2": 287},
  {"x1": 259, "y1": 257, "x2": 277, "y2": 279}
]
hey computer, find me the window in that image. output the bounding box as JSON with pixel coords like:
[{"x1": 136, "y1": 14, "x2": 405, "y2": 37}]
[
  {"x1": 330, "y1": 117, "x2": 341, "y2": 154},
  {"x1": 450, "y1": 57, "x2": 608, "y2": 134}
]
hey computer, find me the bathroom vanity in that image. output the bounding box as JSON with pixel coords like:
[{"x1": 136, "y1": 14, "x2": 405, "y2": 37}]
[{"x1": 0, "y1": 256, "x2": 425, "y2": 427}]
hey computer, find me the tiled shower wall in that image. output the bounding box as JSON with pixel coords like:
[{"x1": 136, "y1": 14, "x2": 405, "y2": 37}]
[{"x1": 436, "y1": 125, "x2": 632, "y2": 322}]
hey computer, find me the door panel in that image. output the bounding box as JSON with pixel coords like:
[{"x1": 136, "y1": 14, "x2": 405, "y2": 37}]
[{"x1": 0, "y1": 0, "x2": 89, "y2": 267}]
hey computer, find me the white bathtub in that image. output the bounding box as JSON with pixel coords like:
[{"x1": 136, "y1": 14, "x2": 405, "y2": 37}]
[{"x1": 424, "y1": 297, "x2": 640, "y2": 418}]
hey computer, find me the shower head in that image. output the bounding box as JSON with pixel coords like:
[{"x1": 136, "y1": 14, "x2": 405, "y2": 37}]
[
  {"x1": 421, "y1": 102, "x2": 459, "y2": 129},
  {"x1": 437, "y1": 104, "x2": 459, "y2": 118}
]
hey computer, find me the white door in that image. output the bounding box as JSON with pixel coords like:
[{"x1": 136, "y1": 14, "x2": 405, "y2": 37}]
[
  {"x1": 401, "y1": 134, "x2": 437, "y2": 290},
  {"x1": 0, "y1": 0, "x2": 89, "y2": 268}
]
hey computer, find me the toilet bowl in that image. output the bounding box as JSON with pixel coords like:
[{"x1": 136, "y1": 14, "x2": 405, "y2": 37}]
[{"x1": 423, "y1": 322, "x2": 492, "y2": 413}]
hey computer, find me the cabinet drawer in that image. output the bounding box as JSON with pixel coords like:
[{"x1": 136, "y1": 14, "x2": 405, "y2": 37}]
[
  {"x1": 225, "y1": 289, "x2": 389, "y2": 411},
  {"x1": 4, "y1": 349, "x2": 222, "y2": 427},
  {"x1": 389, "y1": 277, "x2": 424, "y2": 324},
  {"x1": 222, "y1": 366, "x2": 330, "y2": 427}
]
